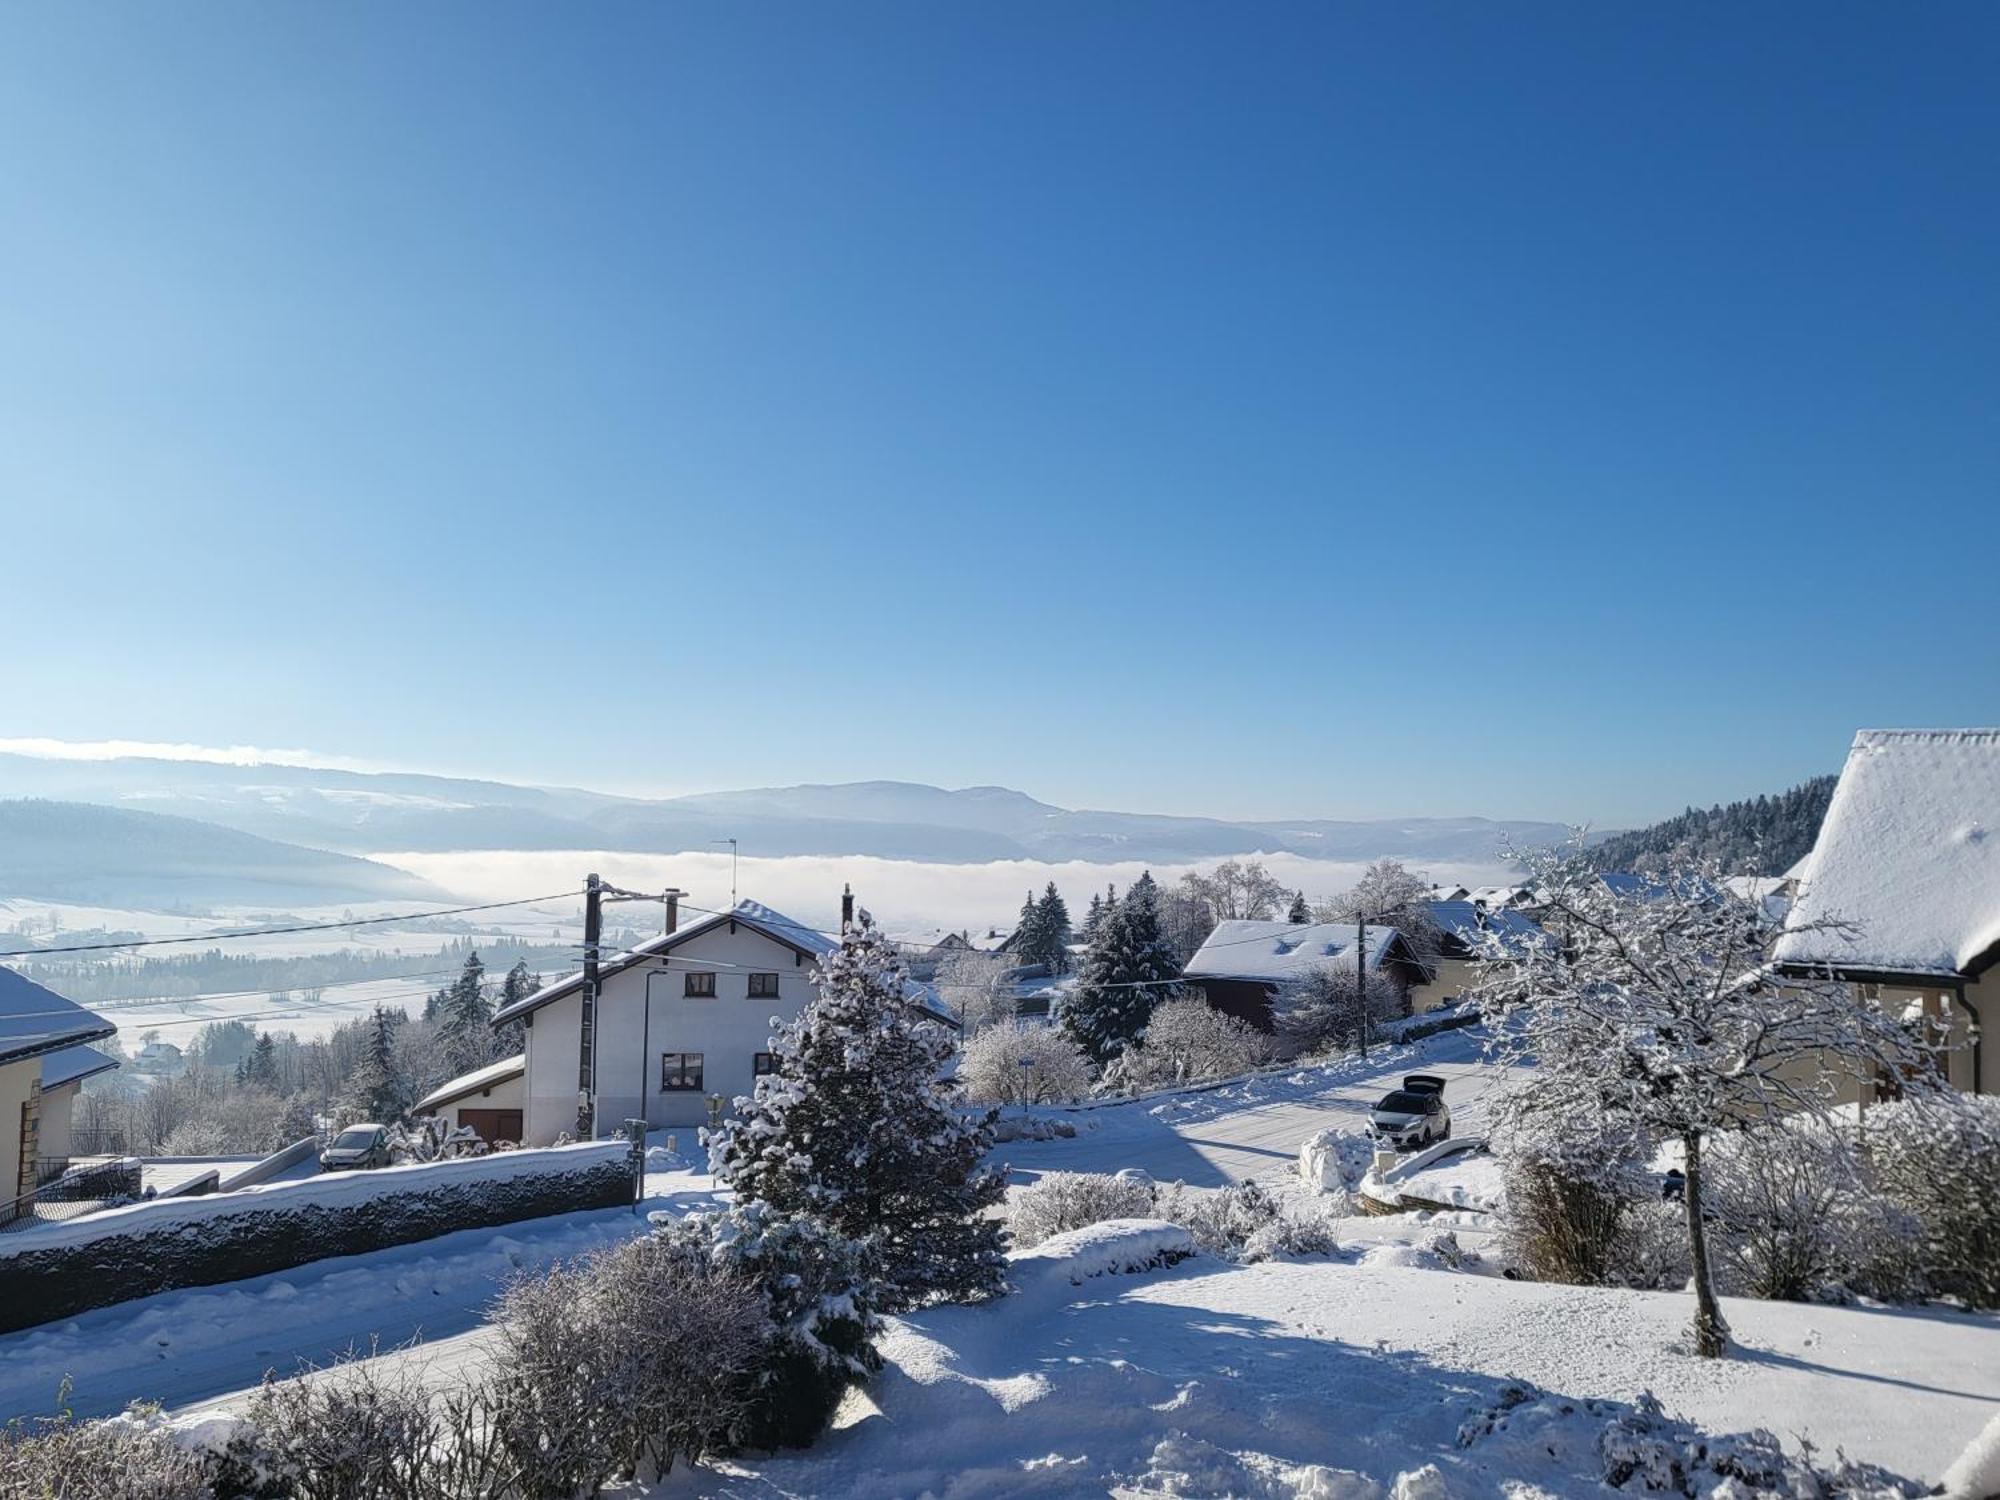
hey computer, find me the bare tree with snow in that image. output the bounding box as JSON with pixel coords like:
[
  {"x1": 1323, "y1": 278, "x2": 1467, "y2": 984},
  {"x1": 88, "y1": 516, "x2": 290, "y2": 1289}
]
[
  {"x1": 1315, "y1": 858, "x2": 1444, "y2": 969},
  {"x1": 959, "y1": 1021, "x2": 1093, "y2": 1105},
  {"x1": 1470, "y1": 843, "x2": 1943, "y2": 1356}
]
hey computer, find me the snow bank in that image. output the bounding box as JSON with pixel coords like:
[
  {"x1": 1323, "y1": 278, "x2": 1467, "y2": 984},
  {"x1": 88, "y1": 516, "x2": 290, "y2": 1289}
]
[
  {"x1": 1008, "y1": 1218, "x2": 1196, "y2": 1296},
  {"x1": 0, "y1": 1141, "x2": 633, "y2": 1335},
  {"x1": 1299, "y1": 1126, "x2": 1374, "y2": 1210},
  {"x1": 1942, "y1": 1411, "x2": 2000, "y2": 1500}
]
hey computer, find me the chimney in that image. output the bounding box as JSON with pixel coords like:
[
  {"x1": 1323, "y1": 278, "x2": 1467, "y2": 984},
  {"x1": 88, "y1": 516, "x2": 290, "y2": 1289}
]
[
  {"x1": 664, "y1": 891, "x2": 680, "y2": 935},
  {"x1": 840, "y1": 884, "x2": 854, "y2": 934}
]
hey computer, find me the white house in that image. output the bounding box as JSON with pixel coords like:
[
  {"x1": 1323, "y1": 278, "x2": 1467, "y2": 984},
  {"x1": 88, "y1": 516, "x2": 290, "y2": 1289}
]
[
  {"x1": 1774, "y1": 729, "x2": 2000, "y2": 1097},
  {"x1": 1181, "y1": 919, "x2": 1433, "y2": 1032},
  {"x1": 488, "y1": 896, "x2": 953, "y2": 1146},
  {"x1": 0, "y1": 967, "x2": 118, "y2": 1219},
  {"x1": 409, "y1": 1053, "x2": 526, "y2": 1144}
]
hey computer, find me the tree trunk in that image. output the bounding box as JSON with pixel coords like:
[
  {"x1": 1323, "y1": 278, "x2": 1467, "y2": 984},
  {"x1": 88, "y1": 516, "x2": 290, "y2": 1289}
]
[{"x1": 1681, "y1": 1131, "x2": 1730, "y2": 1357}]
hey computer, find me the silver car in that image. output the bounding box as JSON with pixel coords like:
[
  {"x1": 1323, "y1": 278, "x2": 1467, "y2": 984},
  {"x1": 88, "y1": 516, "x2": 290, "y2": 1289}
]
[
  {"x1": 319, "y1": 1122, "x2": 392, "y2": 1172},
  {"x1": 1368, "y1": 1075, "x2": 1450, "y2": 1150}
]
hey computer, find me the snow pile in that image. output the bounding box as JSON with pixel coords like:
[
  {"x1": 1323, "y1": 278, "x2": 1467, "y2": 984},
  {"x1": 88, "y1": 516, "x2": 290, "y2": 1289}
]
[
  {"x1": 1941, "y1": 1411, "x2": 2000, "y2": 1500},
  {"x1": 1364, "y1": 1146, "x2": 1506, "y2": 1213},
  {"x1": 990, "y1": 1115, "x2": 1079, "y2": 1142},
  {"x1": 1299, "y1": 1126, "x2": 1375, "y2": 1210},
  {"x1": 1008, "y1": 1219, "x2": 1197, "y2": 1296}
]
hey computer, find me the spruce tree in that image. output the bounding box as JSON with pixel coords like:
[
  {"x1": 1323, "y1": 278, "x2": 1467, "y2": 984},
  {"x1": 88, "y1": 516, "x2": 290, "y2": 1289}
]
[
  {"x1": 1287, "y1": 890, "x2": 1312, "y2": 924},
  {"x1": 1025, "y1": 881, "x2": 1072, "y2": 972},
  {"x1": 437, "y1": 951, "x2": 492, "y2": 1074},
  {"x1": 1081, "y1": 892, "x2": 1105, "y2": 944},
  {"x1": 1062, "y1": 871, "x2": 1181, "y2": 1067},
  {"x1": 494, "y1": 959, "x2": 535, "y2": 1053},
  {"x1": 708, "y1": 911, "x2": 1007, "y2": 1311},
  {"x1": 245, "y1": 1032, "x2": 280, "y2": 1091},
  {"x1": 344, "y1": 1006, "x2": 404, "y2": 1123}
]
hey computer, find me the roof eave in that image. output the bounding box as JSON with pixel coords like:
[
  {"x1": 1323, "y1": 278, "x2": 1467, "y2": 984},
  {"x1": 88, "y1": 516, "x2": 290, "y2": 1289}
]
[{"x1": 0, "y1": 1019, "x2": 118, "y2": 1070}]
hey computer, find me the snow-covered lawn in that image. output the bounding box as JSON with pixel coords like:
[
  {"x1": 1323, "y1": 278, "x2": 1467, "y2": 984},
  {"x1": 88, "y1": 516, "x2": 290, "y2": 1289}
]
[
  {"x1": 676, "y1": 1229, "x2": 1997, "y2": 1497},
  {"x1": 0, "y1": 1169, "x2": 720, "y2": 1422},
  {"x1": 995, "y1": 1029, "x2": 1518, "y2": 1189}
]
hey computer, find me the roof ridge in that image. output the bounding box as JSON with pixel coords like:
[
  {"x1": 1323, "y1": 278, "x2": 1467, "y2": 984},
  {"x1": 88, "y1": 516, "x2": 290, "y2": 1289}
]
[{"x1": 1853, "y1": 728, "x2": 2000, "y2": 746}]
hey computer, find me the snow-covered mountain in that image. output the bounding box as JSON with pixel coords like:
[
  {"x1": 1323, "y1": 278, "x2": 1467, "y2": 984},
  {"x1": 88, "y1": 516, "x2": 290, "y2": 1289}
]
[{"x1": 0, "y1": 753, "x2": 1581, "y2": 872}]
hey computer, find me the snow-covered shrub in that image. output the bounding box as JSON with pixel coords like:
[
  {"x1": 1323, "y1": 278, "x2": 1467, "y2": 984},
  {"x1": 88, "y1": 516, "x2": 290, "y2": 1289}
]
[
  {"x1": 1865, "y1": 1093, "x2": 2000, "y2": 1308},
  {"x1": 1611, "y1": 1198, "x2": 1692, "y2": 1292},
  {"x1": 1706, "y1": 1121, "x2": 1916, "y2": 1302},
  {"x1": 1152, "y1": 1179, "x2": 1282, "y2": 1256},
  {"x1": 1492, "y1": 1109, "x2": 1653, "y2": 1286},
  {"x1": 708, "y1": 912, "x2": 1007, "y2": 1312},
  {"x1": 647, "y1": 1202, "x2": 882, "y2": 1453},
  {"x1": 489, "y1": 1259, "x2": 624, "y2": 1496},
  {"x1": 388, "y1": 1115, "x2": 485, "y2": 1164},
  {"x1": 1101, "y1": 997, "x2": 1272, "y2": 1092},
  {"x1": 1241, "y1": 1203, "x2": 1346, "y2": 1262},
  {"x1": 1273, "y1": 964, "x2": 1406, "y2": 1058},
  {"x1": 957, "y1": 1021, "x2": 1092, "y2": 1106},
  {"x1": 0, "y1": 1405, "x2": 214, "y2": 1500},
  {"x1": 229, "y1": 1352, "x2": 506, "y2": 1500},
  {"x1": 1008, "y1": 1170, "x2": 1157, "y2": 1249},
  {"x1": 1416, "y1": 1227, "x2": 1477, "y2": 1270}
]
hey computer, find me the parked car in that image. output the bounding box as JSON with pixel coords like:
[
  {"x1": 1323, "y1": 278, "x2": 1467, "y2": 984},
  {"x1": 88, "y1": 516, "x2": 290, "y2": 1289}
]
[
  {"x1": 319, "y1": 1123, "x2": 392, "y2": 1172},
  {"x1": 1367, "y1": 1074, "x2": 1450, "y2": 1149}
]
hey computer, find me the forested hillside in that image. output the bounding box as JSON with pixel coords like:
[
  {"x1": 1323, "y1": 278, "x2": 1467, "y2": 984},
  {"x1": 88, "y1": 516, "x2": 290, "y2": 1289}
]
[{"x1": 1589, "y1": 775, "x2": 1836, "y2": 875}]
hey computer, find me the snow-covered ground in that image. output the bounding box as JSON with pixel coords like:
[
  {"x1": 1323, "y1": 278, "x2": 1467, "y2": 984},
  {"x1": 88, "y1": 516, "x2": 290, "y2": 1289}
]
[
  {"x1": 669, "y1": 1226, "x2": 1997, "y2": 1496},
  {"x1": 997, "y1": 1028, "x2": 1517, "y2": 1189}
]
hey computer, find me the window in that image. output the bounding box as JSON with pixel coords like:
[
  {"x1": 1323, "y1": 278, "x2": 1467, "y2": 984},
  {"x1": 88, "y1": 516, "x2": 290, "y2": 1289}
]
[
  {"x1": 747, "y1": 972, "x2": 780, "y2": 999},
  {"x1": 753, "y1": 1051, "x2": 778, "y2": 1076},
  {"x1": 683, "y1": 970, "x2": 716, "y2": 998},
  {"x1": 660, "y1": 1052, "x2": 705, "y2": 1091}
]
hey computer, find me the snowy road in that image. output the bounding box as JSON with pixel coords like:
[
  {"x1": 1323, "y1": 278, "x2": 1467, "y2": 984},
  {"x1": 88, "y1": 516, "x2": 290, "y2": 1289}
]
[{"x1": 997, "y1": 1026, "x2": 1522, "y2": 1188}]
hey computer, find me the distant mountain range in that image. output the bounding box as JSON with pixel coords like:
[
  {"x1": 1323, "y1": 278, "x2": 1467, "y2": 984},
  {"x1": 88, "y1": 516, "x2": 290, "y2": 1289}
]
[
  {"x1": 0, "y1": 752, "x2": 1584, "y2": 876},
  {"x1": 0, "y1": 799, "x2": 447, "y2": 911}
]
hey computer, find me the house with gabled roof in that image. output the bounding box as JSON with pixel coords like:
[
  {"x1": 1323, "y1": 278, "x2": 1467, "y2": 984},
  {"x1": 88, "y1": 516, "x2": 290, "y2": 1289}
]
[
  {"x1": 1409, "y1": 900, "x2": 1552, "y2": 1013},
  {"x1": 0, "y1": 966, "x2": 118, "y2": 1220},
  {"x1": 1774, "y1": 729, "x2": 2000, "y2": 1097},
  {"x1": 1181, "y1": 919, "x2": 1433, "y2": 1031},
  {"x1": 488, "y1": 894, "x2": 954, "y2": 1144}
]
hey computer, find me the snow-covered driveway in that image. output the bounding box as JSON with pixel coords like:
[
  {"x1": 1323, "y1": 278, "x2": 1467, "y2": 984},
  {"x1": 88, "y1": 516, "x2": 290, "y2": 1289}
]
[{"x1": 997, "y1": 1027, "x2": 1520, "y2": 1187}]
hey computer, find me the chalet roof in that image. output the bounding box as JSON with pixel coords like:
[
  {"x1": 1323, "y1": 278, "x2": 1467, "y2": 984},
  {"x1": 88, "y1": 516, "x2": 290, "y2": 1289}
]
[
  {"x1": 0, "y1": 966, "x2": 116, "y2": 1067},
  {"x1": 1182, "y1": 920, "x2": 1413, "y2": 986},
  {"x1": 411, "y1": 1052, "x2": 526, "y2": 1115},
  {"x1": 1775, "y1": 730, "x2": 2000, "y2": 980},
  {"x1": 40, "y1": 1043, "x2": 121, "y2": 1091},
  {"x1": 1425, "y1": 901, "x2": 1549, "y2": 959}
]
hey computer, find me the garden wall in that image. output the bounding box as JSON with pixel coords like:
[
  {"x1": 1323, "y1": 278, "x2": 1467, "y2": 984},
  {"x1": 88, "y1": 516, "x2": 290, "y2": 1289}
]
[{"x1": 0, "y1": 1141, "x2": 633, "y2": 1334}]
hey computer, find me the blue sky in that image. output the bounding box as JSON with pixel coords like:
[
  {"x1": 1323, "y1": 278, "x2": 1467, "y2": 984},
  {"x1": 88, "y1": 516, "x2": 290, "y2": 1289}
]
[{"x1": 2, "y1": 4, "x2": 1995, "y2": 826}]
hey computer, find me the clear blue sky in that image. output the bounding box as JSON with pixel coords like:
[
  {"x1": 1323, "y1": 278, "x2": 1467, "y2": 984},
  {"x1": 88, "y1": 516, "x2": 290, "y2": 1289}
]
[{"x1": 2, "y1": 4, "x2": 1995, "y2": 826}]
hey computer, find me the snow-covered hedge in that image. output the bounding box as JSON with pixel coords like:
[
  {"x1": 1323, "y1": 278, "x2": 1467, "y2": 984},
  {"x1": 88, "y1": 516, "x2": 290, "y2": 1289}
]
[
  {"x1": 1865, "y1": 1093, "x2": 2000, "y2": 1308},
  {"x1": 0, "y1": 1141, "x2": 633, "y2": 1335}
]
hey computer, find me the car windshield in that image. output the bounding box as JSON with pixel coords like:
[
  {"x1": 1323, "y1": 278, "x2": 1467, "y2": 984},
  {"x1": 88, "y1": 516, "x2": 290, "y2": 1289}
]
[
  {"x1": 1377, "y1": 1092, "x2": 1431, "y2": 1113},
  {"x1": 332, "y1": 1129, "x2": 378, "y2": 1149}
]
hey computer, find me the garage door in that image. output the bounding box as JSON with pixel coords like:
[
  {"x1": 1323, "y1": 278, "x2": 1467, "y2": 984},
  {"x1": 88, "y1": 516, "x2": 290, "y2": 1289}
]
[{"x1": 459, "y1": 1109, "x2": 523, "y2": 1144}]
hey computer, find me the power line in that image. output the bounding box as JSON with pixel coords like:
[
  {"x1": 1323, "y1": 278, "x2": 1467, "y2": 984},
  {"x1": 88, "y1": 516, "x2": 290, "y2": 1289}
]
[{"x1": 0, "y1": 891, "x2": 581, "y2": 958}]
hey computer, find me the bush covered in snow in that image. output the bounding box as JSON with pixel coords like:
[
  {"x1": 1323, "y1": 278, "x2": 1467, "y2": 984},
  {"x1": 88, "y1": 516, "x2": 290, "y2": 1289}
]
[
  {"x1": 1100, "y1": 997, "x2": 1272, "y2": 1093},
  {"x1": 1492, "y1": 1110, "x2": 1657, "y2": 1287},
  {"x1": 1151, "y1": 1178, "x2": 1283, "y2": 1256},
  {"x1": 1865, "y1": 1092, "x2": 2000, "y2": 1308},
  {"x1": 0, "y1": 1404, "x2": 215, "y2": 1500},
  {"x1": 1706, "y1": 1121, "x2": 1917, "y2": 1303},
  {"x1": 647, "y1": 1202, "x2": 882, "y2": 1453},
  {"x1": 1009, "y1": 1170, "x2": 1159, "y2": 1249},
  {"x1": 957, "y1": 1021, "x2": 1092, "y2": 1105}
]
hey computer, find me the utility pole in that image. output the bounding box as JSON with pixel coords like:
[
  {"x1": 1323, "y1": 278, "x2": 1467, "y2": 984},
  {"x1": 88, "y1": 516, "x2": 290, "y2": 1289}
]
[
  {"x1": 710, "y1": 838, "x2": 738, "y2": 907},
  {"x1": 577, "y1": 873, "x2": 603, "y2": 1138},
  {"x1": 1355, "y1": 911, "x2": 1368, "y2": 1064}
]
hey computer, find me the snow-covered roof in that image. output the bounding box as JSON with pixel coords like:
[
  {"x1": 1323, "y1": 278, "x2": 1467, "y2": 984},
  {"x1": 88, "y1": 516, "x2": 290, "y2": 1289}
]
[
  {"x1": 1775, "y1": 730, "x2": 2000, "y2": 979},
  {"x1": 411, "y1": 1052, "x2": 526, "y2": 1115},
  {"x1": 40, "y1": 1043, "x2": 120, "y2": 1092},
  {"x1": 493, "y1": 898, "x2": 836, "y2": 1025},
  {"x1": 1182, "y1": 920, "x2": 1404, "y2": 985},
  {"x1": 0, "y1": 966, "x2": 116, "y2": 1067},
  {"x1": 1426, "y1": 901, "x2": 1548, "y2": 959}
]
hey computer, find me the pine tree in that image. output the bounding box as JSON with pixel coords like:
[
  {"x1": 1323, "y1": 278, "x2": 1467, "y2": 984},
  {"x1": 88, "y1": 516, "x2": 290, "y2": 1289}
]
[
  {"x1": 1287, "y1": 890, "x2": 1312, "y2": 924},
  {"x1": 437, "y1": 951, "x2": 492, "y2": 1074},
  {"x1": 494, "y1": 959, "x2": 535, "y2": 1053},
  {"x1": 244, "y1": 1032, "x2": 280, "y2": 1091},
  {"x1": 344, "y1": 1006, "x2": 404, "y2": 1123},
  {"x1": 1081, "y1": 892, "x2": 1105, "y2": 944},
  {"x1": 1062, "y1": 871, "x2": 1182, "y2": 1067},
  {"x1": 708, "y1": 911, "x2": 1007, "y2": 1312},
  {"x1": 1020, "y1": 881, "x2": 1072, "y2": 972}
]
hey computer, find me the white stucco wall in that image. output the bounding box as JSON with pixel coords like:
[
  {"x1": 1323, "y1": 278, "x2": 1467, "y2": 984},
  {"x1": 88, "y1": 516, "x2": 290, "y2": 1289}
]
[
  {"x1": 36, "y1": 1080, "x2": 78, "y2": 1162},
  {"x1": 520, "y1": 919, "x2": 821, "y2": 1144}
]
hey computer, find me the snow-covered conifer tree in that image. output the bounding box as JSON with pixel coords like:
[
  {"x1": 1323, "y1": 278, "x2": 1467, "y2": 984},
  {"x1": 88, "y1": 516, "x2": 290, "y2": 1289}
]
[
  {"x1": 1471, "y1": 844, "x2": 1942, "y2": 1356},
  {"x1": 1287, "y1": 890, "x2": 1312, "y2": 924},
  {"x1": 1062, "y1": 870, "x2": 1182, "y2": 1067},
  {"x1": 707, "y1": 910, "x2": 1007, "y2": 1311}
]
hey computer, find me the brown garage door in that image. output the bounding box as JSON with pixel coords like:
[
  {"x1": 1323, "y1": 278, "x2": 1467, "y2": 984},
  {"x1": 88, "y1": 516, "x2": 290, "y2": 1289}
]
[{"x1": 459, "y1": 1109, "x2": 523, "y2": 1144}]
